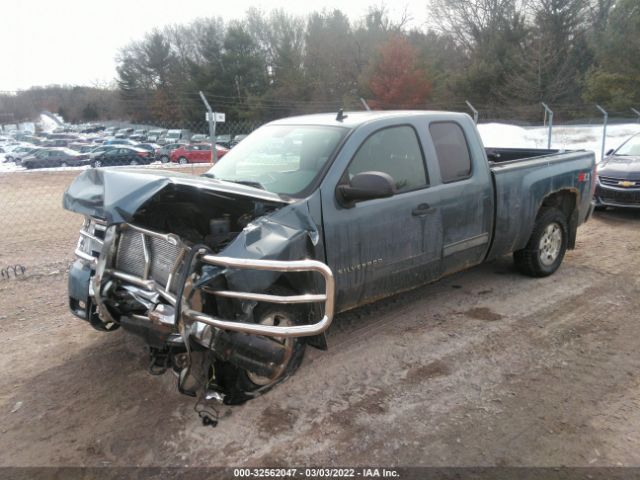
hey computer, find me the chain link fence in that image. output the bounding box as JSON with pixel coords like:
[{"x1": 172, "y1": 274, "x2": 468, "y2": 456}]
[
  {"x1": 0, "y1": 120, "x2": 261, "y2": 278},
  {"x1": 1, "y1": 112, "x2": 640, "y2": 281}
]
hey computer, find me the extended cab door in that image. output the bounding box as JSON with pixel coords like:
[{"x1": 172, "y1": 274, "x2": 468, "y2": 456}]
[
  {"x1": 321, "y1": 122, "x2": 445, "y2": 311},
  {"x1": 422, "y1": 118, "x2": 494, "y2": 274}
]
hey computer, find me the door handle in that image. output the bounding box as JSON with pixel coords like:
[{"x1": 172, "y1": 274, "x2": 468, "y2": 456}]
[{"x1": 412, "y1": 203, "x2": 436, "y2": 216}]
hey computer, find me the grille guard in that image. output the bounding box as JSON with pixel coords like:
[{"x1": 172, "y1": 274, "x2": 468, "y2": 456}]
[
  {"x1": 76, "y1": 222, "x2": 335, "y2": 339},
  {"x1": 183, "y1": 255, "x2": 335, "y2": 338}
]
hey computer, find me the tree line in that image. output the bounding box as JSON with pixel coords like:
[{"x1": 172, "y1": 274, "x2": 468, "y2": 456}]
[{"x1": 1, "y1": 0, "x2": 639, "y2": 125}]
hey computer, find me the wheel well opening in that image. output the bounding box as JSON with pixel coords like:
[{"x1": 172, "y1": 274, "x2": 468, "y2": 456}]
[{"x1": 539, "y1": 190, "x2": 578, "y2": 249}]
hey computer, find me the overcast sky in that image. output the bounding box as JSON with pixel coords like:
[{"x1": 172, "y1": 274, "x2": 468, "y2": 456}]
[{"x1": 0, "y1": 0, "x2": 430, "y2": 92}]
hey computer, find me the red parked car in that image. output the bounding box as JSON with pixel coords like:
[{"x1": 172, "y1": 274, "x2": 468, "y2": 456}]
[{"x1": 170, "y1": 143, "x2": 228, "y2": 164}]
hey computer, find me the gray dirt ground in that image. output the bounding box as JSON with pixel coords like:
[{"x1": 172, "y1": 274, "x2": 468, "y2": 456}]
[{"x1": 0, "y1": 195, "x2": 639, "y2": 466}]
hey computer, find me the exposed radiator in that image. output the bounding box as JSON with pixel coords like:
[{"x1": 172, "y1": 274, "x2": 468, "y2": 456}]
[{"x1": 115, "y1": 228, "x2": 184, "y2": 291}]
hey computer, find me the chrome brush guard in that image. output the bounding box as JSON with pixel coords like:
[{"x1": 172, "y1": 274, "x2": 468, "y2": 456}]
[{"x1": 75, "y1": 220, "x2": 335, "y2": 338}]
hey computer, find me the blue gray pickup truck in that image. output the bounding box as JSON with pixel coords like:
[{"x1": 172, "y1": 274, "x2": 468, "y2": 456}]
[{"x1": 64, "y1": 111, "x2": 596, "y2": 405}]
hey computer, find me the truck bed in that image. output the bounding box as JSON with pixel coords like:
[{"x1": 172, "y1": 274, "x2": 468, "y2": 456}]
[{"x1": 485, "y1": 148, "x2": 595, "y2": 262}]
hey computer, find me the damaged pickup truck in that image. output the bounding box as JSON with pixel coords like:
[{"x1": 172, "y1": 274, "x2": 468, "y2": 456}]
[{"x1": 64, "y1": 111, "x2": 596, "y2": 405}]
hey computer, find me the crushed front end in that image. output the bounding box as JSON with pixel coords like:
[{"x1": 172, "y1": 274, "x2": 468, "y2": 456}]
[{"x1": 65, "y1": 169, "x2": 334, "y2": 405}]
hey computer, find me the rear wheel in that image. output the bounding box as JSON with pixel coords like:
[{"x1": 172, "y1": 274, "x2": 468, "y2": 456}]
[
  {"x1": 129, "y1": 158, "x2": 139, "y2": 165},
  {"x1": 214, "y1": 289, "x2": 308, "y2": 405},
  {"x1": 60, "y1": 161, "x2": 68, "y2": 168},
  {"x1": 93, "y1": 159, "x2": 102, "y2": 168},
  {"x1": 178, "y1": 157, "x2": 188, "y2": 165},
  {"x1": 514, "y1": 207, "x2": 568, "y2": 277},
  {"x1": 160, "y1": 155, "x2": 169, "y2": 163}
]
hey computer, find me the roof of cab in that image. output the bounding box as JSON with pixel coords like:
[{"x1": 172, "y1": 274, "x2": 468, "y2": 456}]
[{"x1": 267, "y1": 110, "x2": 470, "y2": 129}]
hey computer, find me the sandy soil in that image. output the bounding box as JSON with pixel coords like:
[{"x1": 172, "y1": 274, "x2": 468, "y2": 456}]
[{"x1": 0, "y1": 169, "x2": 639, "y2": 467}]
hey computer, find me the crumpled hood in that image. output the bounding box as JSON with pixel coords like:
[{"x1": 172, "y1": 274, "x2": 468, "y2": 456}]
[
  {"x1": 62, "y1": 168, "x2": 289, "y2": 224},
  {"x1": 598, "y1": 156, "x2": 640, "y2": 181}
]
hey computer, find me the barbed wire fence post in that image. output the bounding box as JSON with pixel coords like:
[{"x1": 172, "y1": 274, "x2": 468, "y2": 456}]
[
  {"x1": 465, "y1": 101, "x2": 479, "y2": 124},
  {"x1": 541, "y1": 103, "x2": 553, "y2": 149},
  {"x1": 596, "y1": 104, "x2": 608, "y2": 161}
]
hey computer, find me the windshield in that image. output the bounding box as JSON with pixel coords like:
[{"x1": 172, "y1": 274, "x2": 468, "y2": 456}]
[
  {"x1": 615, "y1": 135, "x2": 640, "y2": 156},
  {"x1": 206, "y1": 125, "x2": 347, "y2": 196}
]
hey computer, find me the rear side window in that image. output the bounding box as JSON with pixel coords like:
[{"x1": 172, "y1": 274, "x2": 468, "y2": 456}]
[
  {"x1": 348, "y1": 126, "x2": 427, "y2": 193},
  {"x1": 429, "y1": 122, "x2": 472, "y2": 183}
]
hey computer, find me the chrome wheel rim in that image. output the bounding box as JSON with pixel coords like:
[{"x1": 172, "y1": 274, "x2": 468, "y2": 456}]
[
  {"x1": 246, "y1": 313, "x2": 295, "y2": 386},
  {"x1": 539, "y1": 222, "x2": 563, "y2": 266}
]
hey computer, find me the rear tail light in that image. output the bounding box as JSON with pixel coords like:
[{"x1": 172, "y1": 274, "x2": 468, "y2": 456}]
[{"x1": 137, "y1": 151, "x2": 148, "y2": 157}]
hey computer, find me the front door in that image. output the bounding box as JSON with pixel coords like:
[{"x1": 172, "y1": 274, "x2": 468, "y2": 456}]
[{"x1": 321, "y1": 124, "x2": 444, "y2": 311}]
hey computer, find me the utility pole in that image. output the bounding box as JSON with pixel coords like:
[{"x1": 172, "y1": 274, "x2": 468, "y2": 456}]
[
  {"x1": 631, "y1": 108, "x2": 640, "y2": 123},
  {"x1": 360, "y1": 98, "x2": 371, "y2": 111},
  {"x1": 199, "y1": 91, "x2": 217, "y2": 164}
]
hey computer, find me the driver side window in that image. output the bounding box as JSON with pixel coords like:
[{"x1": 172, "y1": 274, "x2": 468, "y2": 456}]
[{"x1": 347, "y1": 126, "x2": 428, "y2": 193}]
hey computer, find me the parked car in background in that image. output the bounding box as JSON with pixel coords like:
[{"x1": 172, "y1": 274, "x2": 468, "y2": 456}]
[
  {"x1": 21, "y1": 148, "x2": 89, "y2": 169},
  {"x1": 115, "y1": 128, "x2": 134, "y2": 139},
  {"x1": 90, "y1": 146, "x2": 153, "y2": 167},
  {"x1": 157, "y1": 142, "x2": 186, "y2": 163},
  {"x1": 215, "y1": 134, "x2": 232, "y2": 148},
  {"x1": 89, "y1": 145, "x2": 117, "y2": 158},
  {"x1": 147, "y1": 129, "x2": 167, "y2": 143},
  {"x1": 190, "y1": 134, "x2": 210, "y2": 143},
  {"x1": 4, "y1": 145, "x2": 39, "y2": 162},
  {"x1": 129, "y1": 129, "x2": 148, "y2": 142},
  {"x1": 595, "y1": 133, "x2": 640, "y2": 209},
  {"x1": 230, "y1": 134, "x2": 248, "y2": 147},
  {"x1": 164, "y1": 129, "x2": 191, "y2": 144},
  {"x1": 134, "y1": 143, "x2": 161, "y2": 160},
  {"x1": 170, "y1": 143, "x2": 229, "y2": 164}
]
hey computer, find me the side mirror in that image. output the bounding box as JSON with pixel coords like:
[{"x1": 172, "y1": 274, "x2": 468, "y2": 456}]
[
  {"x1": 337, "y1": 171, "x2": 396, "y2": 207},
  {"x1": 605, "y1": 149, "x2": 614, "y2": 156}
]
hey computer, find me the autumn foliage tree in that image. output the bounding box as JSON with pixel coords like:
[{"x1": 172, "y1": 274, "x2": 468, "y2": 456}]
[{"x1": 368, "y1": 36, "x2": 432, "y2": 108}]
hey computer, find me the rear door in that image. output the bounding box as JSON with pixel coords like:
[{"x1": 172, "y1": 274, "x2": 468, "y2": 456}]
[
  {"x1": 424, "y1": 120, "x2": 494, "y2": 273},
  {"x1": 321, "y1": 122, "x2": 444, "y2": 310}
]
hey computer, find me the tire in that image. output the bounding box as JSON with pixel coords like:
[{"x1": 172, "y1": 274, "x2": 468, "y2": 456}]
[
  {"x1": 60, "y1": 161, "x2": 68, "y2": 168},
  {"x1": 93, "y1": 159, "x2": 102, "y2": 168},
  {"x1": 129, "y1": 159, "x2": 139, "y2": 165},
  {"x1": 160, "y1": 155, "x2": 169, "y2": 163},
  {"x1": 178, "y1": 157, "x2": 188, "y2": 165},
  {"x1": 214, "y1": 288, "x2": 308, "y2": 405},
  {"x1": 514, "y1": 207, "x2": 568, "y2": 277}
]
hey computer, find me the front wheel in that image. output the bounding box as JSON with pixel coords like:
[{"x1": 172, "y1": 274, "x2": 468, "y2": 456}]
[
  {"x1": 514, "y1": 207, "x2": 568, "y2": 277},
  {"x1": 214, "y1": 290, "x2": 308, "y2": 405},
  {"x1": 178, "y1": 157, "x2": 188, "y2": 165}
]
